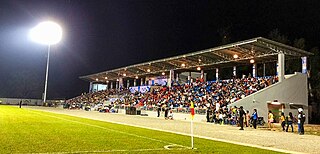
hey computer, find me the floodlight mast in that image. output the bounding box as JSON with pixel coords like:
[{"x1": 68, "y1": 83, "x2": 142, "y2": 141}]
[
  {"x1": 43, "y1": 45, "x2": 50, "y2": 104},
  {"x1": 29, "y1": 21, "x2": 62, "y2": 104}
]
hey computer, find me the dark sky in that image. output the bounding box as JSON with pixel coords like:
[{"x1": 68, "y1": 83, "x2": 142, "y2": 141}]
[{"x1": 0, "y1": 0, "x2": 319, "y2": 99}]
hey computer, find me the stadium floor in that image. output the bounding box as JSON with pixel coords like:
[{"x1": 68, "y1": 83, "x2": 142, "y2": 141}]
[{"x1": 25, "y1": 106, "x2": 320, "y2": 154}]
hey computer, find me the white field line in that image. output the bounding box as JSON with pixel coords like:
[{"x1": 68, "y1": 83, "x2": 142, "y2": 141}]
[
  {"x1": 28, "y1": 110, "x2": 192, "y2": 151},
  {"x1": 28, "y1": 148, "x2": 171, "y2": 154},
  {"x1": 100, "y1": 121, "x2": 306, "y2": 154},
  {"x1": 28, "y1": 109, "x2": 305, "y2": 154}
]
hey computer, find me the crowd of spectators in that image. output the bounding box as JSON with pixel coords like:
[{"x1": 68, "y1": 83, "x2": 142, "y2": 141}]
[
  {"x1": 66, "y1": 76, "x2": 278, "y2": 121},
  {"x1": 65, "y1": 89, "x2": 128, "y2": 112}
]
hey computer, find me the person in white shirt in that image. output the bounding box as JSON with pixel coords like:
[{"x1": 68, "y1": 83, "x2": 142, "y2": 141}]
[
  {"x1": 168, "y1": 110, "x2": 174, "y2": 120},
  {"x1": 215, "y1": 102, "x2": 220, "y2": 112},
  {"x1": 297, "y1": 108, "x2": 305, "y2": 135}
]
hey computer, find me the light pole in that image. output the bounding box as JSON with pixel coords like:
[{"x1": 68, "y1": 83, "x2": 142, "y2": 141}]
[{"x1": 29, "y1": 21, "x2": 62, "y2": 104}]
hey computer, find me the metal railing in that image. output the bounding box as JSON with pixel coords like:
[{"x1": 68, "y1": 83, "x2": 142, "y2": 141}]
[{"x1": 114, "y1": 105, "x2": 207, "y2": 115}]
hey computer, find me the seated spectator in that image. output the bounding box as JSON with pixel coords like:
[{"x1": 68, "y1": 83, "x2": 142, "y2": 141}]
[
  {"x1": 168, "y1": 110, "x2": 174, "y2": 120},
  {"x1": 67, "y1": 76, "x2": 277, "y2": 120}
]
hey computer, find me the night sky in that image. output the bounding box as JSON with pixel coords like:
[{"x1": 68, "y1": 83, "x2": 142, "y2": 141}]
[{"x1": 0, "y1": 0, "x2": 319, "y2": 99}]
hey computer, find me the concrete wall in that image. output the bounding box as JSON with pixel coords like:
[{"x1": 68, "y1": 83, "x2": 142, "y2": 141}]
[
  {"x1": 0, "y1": 98, "x2": 65, "y2": 106},
  {"x1": 118, "y1": 109, "x2": 207, "y2": 122},
  {"x1": 230, "y1": 72, "x2": 308, "y2": 123}
]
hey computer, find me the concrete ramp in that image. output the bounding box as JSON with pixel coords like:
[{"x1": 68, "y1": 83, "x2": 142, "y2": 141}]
[{"x1": 230, "y1": 72, "x2": 308, "y2": 123}]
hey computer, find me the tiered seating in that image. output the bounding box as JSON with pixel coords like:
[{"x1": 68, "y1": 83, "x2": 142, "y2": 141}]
[{"x1": 66, "y1": 76, "x2": 278, "y2": 117}]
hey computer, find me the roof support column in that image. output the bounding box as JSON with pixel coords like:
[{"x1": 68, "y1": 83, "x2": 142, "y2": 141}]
[
  {"x1": 168, "y1": 70, "x2": 174, "y2": 88},
  {"x1": 176, "y1": 73, "x2": 179, "y2": 82},
  {"x1": 145, "y1": 78, "x2": 148, "y2": 86},
  {"x1": 278, "y1": 53, "x2": 285, "y2": 82},
  {"x1": 253, "y1": 63, "x2": 257, "y2": 78},
  {"x1": 188, "y1": 72, "x2": 191, "y2": 85},
  {"x1": 106, "y1": 82, "x2": 109, "y2": 90},
  {"x1": 216, "y1": 68, "x2": 219, "y2": 81},
  {"x1": 119, "y1": 78, "x2": 123, "y2": 89},
  {"x1": 233, "y1": 66, "x2": 236, "y2": 77},
  {"x1": 263, "y1": 63, "x2": 266, "y2": 77},
  {"x1": 140, "y1": 78, "x2": 143, "y2": 86},
  {"x1": 302, "y1": 56, "x2": 307, "y2": 74},
  {"x1": 127, "y1": 79, "x2": 130, "y2": 88},
  {"x1": 134, "y1": 79, "x2": 137, "y2": 86},
  {"x1": 96, "y1": 84, "x2": 99, "y2": 92},
  {"x1": 200, "y1": 70, "x2": 204, "y2": 79},
  {"x1": 89, "y1": 82, "x2": 93, "y2": 93},
  {"x1": 110, "y1": 81, "x2": 113, "y2": 89},
  {"x1": 115, "y1": 81, "x2": 119, "y2": 89}
]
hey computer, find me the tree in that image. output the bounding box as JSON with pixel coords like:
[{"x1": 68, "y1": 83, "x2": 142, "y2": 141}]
[
  {"x1": 268, "y1": 28, "x2": 290, "y2": 44},
  {"x1": 217, "y1": 25, "x2": 232, "y2": 45},
  {"x1": 7, "y1": 70, "x2": 43, "y2": 99},
  {"x1": 285, "y1": 38, "x2": 306, "y2": 74},
  {"x1": 293, "y1": 38, "x2": 306, "y2": 50},
  {"x1": 309, "y1": 47, "x2": 320, "y2": 123},
  {"x1": 309, "y1": 47, "x2": 320, "y2": 91}
]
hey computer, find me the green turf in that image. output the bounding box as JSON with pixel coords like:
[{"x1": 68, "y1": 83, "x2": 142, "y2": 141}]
[{"x1": 0, "y1": 105, "x2": 282, "y2": 153}]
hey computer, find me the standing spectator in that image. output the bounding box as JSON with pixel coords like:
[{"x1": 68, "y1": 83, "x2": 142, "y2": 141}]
[
  {"x1": 206, "y1": 107, "x2": 212, "y2": 122},
  {"x1": 297, "y1": 108, "x2": 306, "y2": 135},
  {"x1": 286, "y1": 112, "x2": 294, "y2": 132},
  {"x1": 280, "y1": 112, "x2": 286, "y2": 131},
  {"x1": 218, "y1": 111, "x2": 223, "y2": 124},
  {"x1": 268, "y1": 110, "x2": 275, "y2": 130},
  {"x1": 251, "y1": 109, "x2": 258, "y2": 129},
  {"x1": 245, "y1": 110, "x2": 250, "y2": 127},
  {"x1": 157, "y1": 103, "x2": 161, "y2": 117},
  {"x1": 164, "y1": 107, "x2": 169, "y2": 119},
  {"x1": 239, "y1": 106, "x2": 245, "y2": 130}
]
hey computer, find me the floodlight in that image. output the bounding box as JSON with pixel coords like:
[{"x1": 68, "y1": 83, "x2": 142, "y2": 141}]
[{"x1": 29, "y1": 21, "x2": 62, "y2": 45}]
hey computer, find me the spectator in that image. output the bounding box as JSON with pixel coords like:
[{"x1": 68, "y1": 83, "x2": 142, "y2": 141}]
[
  {"x1": 206, "y1": 107, "x2": 212, "y2": 122},
  {"x1": 245, "y1": 110, "x2": 250, "y2": 127},
  {"x1": 168, "y1": 110, "x2": 174, "y2": 120},
  {"x1": 280, "y1": 112, "x2": 286, "y2": 131},
  {"x1": 251, "y1": 109, "x2": 258, "y2": 129},
  {"x1": 268, "y1": 110, "x2": 274, "y2": 130},
  {"x1": 297, "y1": 108, "x2": 305, "y2": 135},
  {"x1": 239, "y1": 106, "x2": 245, "y2": 130},
  {"x1": 286, "y1": 112, "x2": 294, "y2": 132}
]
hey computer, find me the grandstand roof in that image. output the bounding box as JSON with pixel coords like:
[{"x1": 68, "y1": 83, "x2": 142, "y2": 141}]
[{"x1": 80, "y1": 37, "x2": 313, "y2": 82}]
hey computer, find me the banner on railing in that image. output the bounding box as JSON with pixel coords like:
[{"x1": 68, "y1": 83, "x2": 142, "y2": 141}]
[
  {"x1": 129, "y1": 86, "x2": 151, "y2": 93},
  {"x1": 302, "y1": 57, "x2": 307, "y2": 74}
]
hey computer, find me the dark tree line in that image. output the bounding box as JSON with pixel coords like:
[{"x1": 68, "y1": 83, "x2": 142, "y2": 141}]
[{"x1": 0, "y1": 70, "x2": 43, "y2": 99}]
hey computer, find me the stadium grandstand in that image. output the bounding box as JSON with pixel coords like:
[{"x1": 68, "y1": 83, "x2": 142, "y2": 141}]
[{"x1": 72, "y1": 37, "x2": 312, "y2": 124}]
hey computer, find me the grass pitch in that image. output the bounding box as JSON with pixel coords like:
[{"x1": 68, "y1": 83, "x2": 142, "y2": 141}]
[{"x1": 0, "y1": 105, "x2": 282, "y2": 153}]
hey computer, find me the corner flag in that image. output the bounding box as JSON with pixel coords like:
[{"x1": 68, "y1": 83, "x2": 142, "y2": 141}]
[
  {"x1": 190, "y1": 101, "x2": 195, "y2": 120},
  {"x1": 190, "y1": 101, "x2": 195, "y2": 149}
]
